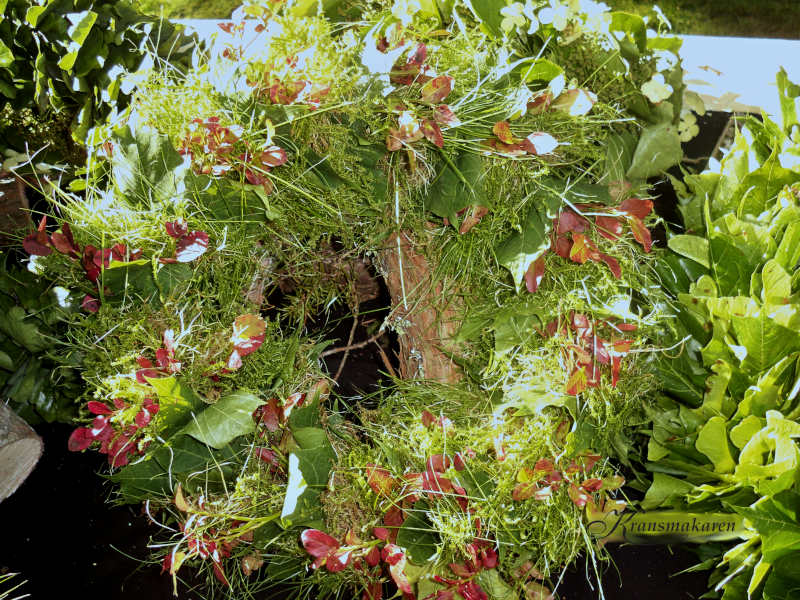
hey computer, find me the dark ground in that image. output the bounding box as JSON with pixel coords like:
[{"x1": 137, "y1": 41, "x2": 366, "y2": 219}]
[{"x1": 0, "y1": 113, "x2": 734, "y2": 600}]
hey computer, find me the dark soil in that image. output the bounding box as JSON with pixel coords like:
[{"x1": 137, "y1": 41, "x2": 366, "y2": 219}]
[{"x1": 0, "y1": 113, "x2": 734, "y2": 600}]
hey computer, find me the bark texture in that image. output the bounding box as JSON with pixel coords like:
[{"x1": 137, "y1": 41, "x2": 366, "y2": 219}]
[
  {"x1": 0, "y1": 403, "x2": 43, "y2": 503},
  {"x1": 0, "y1": 172, "x2": 30, "y2": 242},
  {"x1": 382, "y1": 231, "x2": 462, "y2": 384}
]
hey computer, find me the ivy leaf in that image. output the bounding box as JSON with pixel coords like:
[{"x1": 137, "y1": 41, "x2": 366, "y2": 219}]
[
  {"x1": 495, "y1": 192, "x2": 558, "y2": 292},
  {"x1": 180, "y1": 391, "x2": 264, "y2": 449},
  {"x1": 145, "y1": 376, "x2": 205, "y2": 438},
  {"x1": 627, "y1": 122, "x2": 682, "y2": 180},
  {"x1": 396, "y1": 502, "x2": 438, "y2": 563}
]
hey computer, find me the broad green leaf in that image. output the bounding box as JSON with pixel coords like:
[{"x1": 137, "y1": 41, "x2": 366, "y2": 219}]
[
  {"x1": 112, "y1": 124, "x2": 186, "y2": 204},
  {"x1": 396, "y1": 503, "x2": 438, "y2": 563},
  {"x1": 145, "y1": 376, "x2": 205, "y2": 437},
  {"x1": 734, "y1": 491, "x2": 800, "y2": 563},
  {"x1": 281, "y1": 443, "x2": 335, "y2": 528},
  {"x1": 763, "y1": 553, "x2": 800, "y2": 600},
  {"x1": 668, "y1": 234, "x2": 710, "y2": 268},
  {"x1": 463, "y1": 0, "x2": 505, "y2": 38},
  {"x1": 291, "y1": 427, "x2": 330, "y2": 450},
  {"x1": 156, "y1": 262, "x2": 193, "y2": 298},
  {"x1": 734, "y1": 150, "x2": 800, "y2": 219},
  {"x1": 627, "y1": 122, "x2": 682, "y2": 180},
  {"x1": 102, "y1": 262, "x2": 158, "y2": 302},
  {"x1": 0, "y1": 306, "x2": 47, "y2": 353},
  {"x1": 655, "y1": 348, "x2": 706, "y2": 405},
  {"x1": 609, "y1": 12, "x2": 647, "y2": 53},
  {"x1": 0, "y1": 350, "x2": 13, "y2": 371},
  {"x1": 603, "y1": 131, "x2": 637, "y2": 185},
  {"x1": 180, "y1": 391, "x2": 263, "y2": 449},
  {"x1": 731, "y1": 309, "x2": 800, "y2": 375},
  {"x1": 476, "y1": 569, "x2": 517, "y2": 599},
  {"x1": 427, "y1": 152, "x2": 483, "y2": 225},
  {"x1": 66, "y1": 11, "x2": 98, "y2": 46},
  {"x1": 641, "y1": 472, "x2": 695, "y2": 509},
  {"x1": 730, "y1": 416, "x2": 764, "y2": 449},
  {"x1": 696, "y1": 416, "x2": 735, "y2": 473},
  {"x1": 515, "y1": 58, "x2": 563, "y2": 83},
  {"x1": 0, "y1": 40, "x2": 12, "y2": 69},
  {"x1": 712, "y1": 130, "x2": 755, "y2": 220},
  {"x1": 775, "y1": 221, "x2": 800, "y2": 271},
  {"x1": 762, "y1": 259, "x2": 792, "y2": 304},
  {"x1": 58, "y1": 50, "x2": 79, "y2": 72},
  {"x1": 25, "y1": 5, "x2": 47, "y2": 26},
  {"x1": 776, "y1": 67, "x2": 800, "y2": 138},
  {"x1": 495, "y1": 203, "x2": 550, "y2": 291}
]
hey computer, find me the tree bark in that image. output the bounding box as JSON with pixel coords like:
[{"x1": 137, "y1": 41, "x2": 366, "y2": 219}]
[
  {"x1": 0, "y1": 403, "x2": 43, "y2": 503},
  {"x1": 381, "y1": 231, "x2": 462, "y2": 384},
  {"x1": 0, "y1": 172, "x2": 30, "y2": 243}
]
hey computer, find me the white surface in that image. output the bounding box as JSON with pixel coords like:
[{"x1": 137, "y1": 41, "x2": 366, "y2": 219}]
[
  {"x1": 176, "y1": 20, "x2": 800, "y2": 116},
  {"x1": 680, "y1": 35, "x2": 800, "y2": 117}
]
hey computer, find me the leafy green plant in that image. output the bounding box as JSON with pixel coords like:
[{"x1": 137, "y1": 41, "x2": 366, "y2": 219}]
[
  {"x1": 18, "y1": 0, "x2": 695, "y2": 597},
  {"x1": 643, "y1": 68, "x2": 800, "y2": 599},
  {"x1": 0, "y1": 0, "x2": 196, "y2": 152},
  {"x1": 0, "y1": 251, "x2": 81, "y2": 423}
]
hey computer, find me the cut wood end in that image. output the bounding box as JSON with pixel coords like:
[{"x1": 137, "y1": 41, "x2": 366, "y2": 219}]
[{"x1": 0, "y1": 404, "x2": 44, "y2": 503}]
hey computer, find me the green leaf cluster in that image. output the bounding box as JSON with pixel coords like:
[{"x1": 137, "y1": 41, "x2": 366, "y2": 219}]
[{"x1": 646, "y1": 70, "x2": 800, "y2": 600}]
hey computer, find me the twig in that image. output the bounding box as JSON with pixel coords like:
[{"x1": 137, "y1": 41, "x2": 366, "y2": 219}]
[
  {"x1": 373, "y1": 340, "x2": 397, "y2": 378},
  {"x1": 320, "y1": 327, "x2": 385, "y2": 357},
  {"x1": 332, "y1": 312, "x2": 359, "y2": 382}
]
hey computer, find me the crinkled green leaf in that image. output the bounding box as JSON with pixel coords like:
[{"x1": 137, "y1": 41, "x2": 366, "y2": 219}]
[
  {"x1": 695, "y1": 416, "x2": 735, "y2": 473},
  {"x1": 668, "y1": 234, "x2": 710, "y2": 268},
  {"x1": 734, "y1": 491, "x2": 800, "y2": 563}
]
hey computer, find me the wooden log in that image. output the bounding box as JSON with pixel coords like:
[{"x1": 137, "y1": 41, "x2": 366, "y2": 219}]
[
  {"x1": 0, "y1": 403, "x2": 43, "y2": 502},
  {"x1": 0, "y1": 171, "x2": 30, "y2": 243},
  {"x1": 381, "y1": 231, "x2": 462, "y2": 384}
]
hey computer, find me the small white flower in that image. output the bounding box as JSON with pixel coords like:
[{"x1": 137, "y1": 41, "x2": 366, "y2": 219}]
[
  {"x1": 500, "y1": 3, "x2": 527, "y2": 33},
  {"x1": 641, "y1": 73, "x2": 673, "y2": 103}
]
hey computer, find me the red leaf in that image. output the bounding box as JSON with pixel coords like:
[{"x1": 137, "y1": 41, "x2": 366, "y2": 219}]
[
  {"x1": 260, "y1": 146, "x2": 288, "y2": 167},
  {"x1": 155, "y1": 348, "x2": 170, "y2": 368},
  {"x1": 433, "y1": 104, "x2": 460, "y2": 127},
  {"x1": 458, "y1": 581, "x2": 488, "y2": 600},
  {"x1": 629, "y1": 216, "x2": 652, "y2": 252},
  {"x1": 567, "y1": 483, "x2": 589, "y2": 508},
  {"x1": 618, "y1": 197, "x2": 653, "y2": 219},
  {"x1": 524, "y1": 256, "x2": 546, "y2": 293},
  {"x1": 23, "y1": 230, "x2": 52, "y2": 256},
  {"x1": 421, "y1": 410, "x2": 435, "y2": 427},
  {"x1": 581, "y1": 478, "x2": 603, "y2": 492},
  {"x1": 512, "y1": 482, "x2": 538, "y2": 501},
  {"x1": 534, "y1": 458, "x2": 555, "y2": 473},
  {"x1": 135, "y1": 409, "x2": 152, "y2": 428},
  {"x1": 598, "y1": 253, "x2": 621, "y2": 278},
  {"x1": 521, "y1": 132, "x2": 558, "y2": 155},
  {"x1": 426, "y1": 454, "x2": 451, "y2": 473},
  {"x1": 458, "y1": 206, "x2": 488, "y2": 234},
  {"x1": 367, "y1": 463, "x2": 396, "y2": 496},
  {"x1": 87, "y1": 401, "x2": 113, "y2": 415},
  {"x1": 254, "y1": 397, "x2": 282, "y2": 431},
  {"x1": 527, "y1": 91, "x2": 553, "y2": 114},
  {"x1": 301, "y1": 529, "x2": 340, "y2": 558},
  {"x1": 449, "y1": 562, "x2": 475, "y2": 578},
  {"x1": 554, "y1": 236, "x2": 572, "y2": 259},
  {"x1": 383, "y1": 545, "x2": 412, "y2": 595},
  {"x1": 363, "y1": 581, "x2": 383, "y2": 600},
  {"x1": 165, "y1": 219, "x2": 188, "y2": 239},
  {"x1": 492, "y1": 121, "x2": 515, "y2": 145},
  {"x1": 365, "y1": 546, "x2": 381, "y2": 567},
  {"x1": 175, "y1": 231, "x2": 209, "y2": 262},
  {"x1": 81, "y1": 295, "x2": 100, "y2": 313},
  {"x1": 231, "y1": 314, "x2": 267, "y2": 356},
  {"x1": 51, "y1": 223, "x2": 78, "y2": 255},
  {"x1": 384, "y1": 506, "x2": 405, "y2": 529},
  {"x1": 255, "y1": 447, "x2": 280, "y2": 467},
  {"x1": 556, "y1": 211, "x2": 588, "y2": 234},
  {"x1": 373, "y1": 527, "x2": 390, "y2": 541},
  {"x1": 421, "y1": 119, "x2": 444, "y2": 148},
  {"x1": 136, "y1": 368, "x2": 164, "y2": 384},
  {"x1": 568, "y1": 234, "x2": 599, "y2": 264},
  {"x1": 595, "y1": 215, "x2": 624, "y2": 240},
  {"x1": 611, "y1": 355, "x2": 622, "y2": 387},
  {"x1": 617, "y1": 322, "x2": 637, "y2": 332},
  {"x1": 453, "y1": 452, "x2": 466, "y2": 471},
  {"x1": 408, "y1": 43, "x2": 427, "y2": 67},
  {"x1": 212, "y1": 561, "x2": 230, "y2": 587},
  {"x1": 566, "y1": 366, "x2": 588, "y2": 395},
  {"x1": 481, "y1": 548, "x2": 498, "y2": 569},
  {"x1": 68, "y1": 428, "x2": 94, "y2": 451},
  {"x1": 137, "y1": 357, "x2": 153, "y2": 369},
  {"x1": 420, "y1": 75, "x2": 454, "y2": 103}
]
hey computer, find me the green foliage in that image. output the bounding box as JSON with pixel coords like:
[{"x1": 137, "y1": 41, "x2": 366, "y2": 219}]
[
  {"x1": 0, "y1": 253, "x2": 80, "y2": 423},
  {"x1": 0, "y1": 0, "x2": 196, "y2": 150},
  {"x1": 645, "y1": 71, "x2": 800, "y2": 600}
]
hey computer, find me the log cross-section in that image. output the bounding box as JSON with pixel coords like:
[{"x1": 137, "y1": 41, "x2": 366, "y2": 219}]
[{"x1": 0, "y1": 403, "x2": 44, "y2": 502}]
